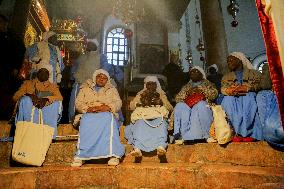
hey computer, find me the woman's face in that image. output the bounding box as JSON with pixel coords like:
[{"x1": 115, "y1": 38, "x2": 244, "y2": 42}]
[
  {"x1": 146, "y1": 81, "x2": 157, "y2": 92},
  {"x1": 96, "y1": 73, "x2": 108, "y2": 87},
  {"x1": 189, "y1": 69, "x2": 203, "y2": 82},
  {"x1": 37, "y1": 68, "x2": 49, "y2": 82},
  {"x1": 227, "y1": 55, "x2": 243, "y2": 71}
]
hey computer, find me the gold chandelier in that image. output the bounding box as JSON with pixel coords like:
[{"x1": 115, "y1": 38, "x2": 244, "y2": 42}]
[{"x1": 112, "y1": 0, "x2": 145, "y2": 25}]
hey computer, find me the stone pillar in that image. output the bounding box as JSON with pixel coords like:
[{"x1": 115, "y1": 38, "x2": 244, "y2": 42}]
[
  {"x1": 9, "y1": 0, "x2": 31, "y2": 40},
  {"x1": 199, "y1": 0, "x2": 228, "y2": 73}
]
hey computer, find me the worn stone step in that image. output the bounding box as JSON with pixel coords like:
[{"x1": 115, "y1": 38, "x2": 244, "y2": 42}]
[
  {"x1": 0, "y1": 121, "x2": 78, "y2": 138},
  {"x1": 1, "y1": 141, "x2": 283, "y2": 168},
  {"x1": 0, "y1": 163, "x2": 284, "y2": 189}
]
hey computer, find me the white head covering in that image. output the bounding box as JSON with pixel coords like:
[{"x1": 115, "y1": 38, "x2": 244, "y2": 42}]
[
  {"x1": 42, "y1": 31, "x2": 56, "y2": 42},
  {"x1": 230, "y1": 52, "x2": 254, "y2": 69},
  {"x1": 92, "y1": 69, "x2": 110, "y2": 85},
  {"x1": 190, "y1": 66, "x2": 206, "y2": 79},
  {"x1": 207, "y1": 64, "x2": 218, "y2": 72},
  {"x1": 143, "y1": 76, "x2": 162, "y2": 92},
  {"x1": 87, "y1": 38, "x2": 99, "y2": 48}
]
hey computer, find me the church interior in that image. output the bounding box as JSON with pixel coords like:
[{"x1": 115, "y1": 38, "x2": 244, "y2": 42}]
[{"x1": 0, "y1": 0, "x2": 284, "y2": 188}]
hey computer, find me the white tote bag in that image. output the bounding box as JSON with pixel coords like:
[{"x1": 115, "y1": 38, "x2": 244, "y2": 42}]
[
  {"x1": 12, "y1": 107, "x2": 54, "y2": 166},
  {"x1": 211, "y1": 105, "x2": 233, "y2": 144}
]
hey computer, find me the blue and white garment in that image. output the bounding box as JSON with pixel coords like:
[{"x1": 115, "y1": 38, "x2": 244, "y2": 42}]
[
  {"x1": 256, "y1": 90, "x2": 284, "y2": 148},
  {"x1": 125, "y1": 118, "x2": 168, "y2": 152},
  {"x1": 174, "y1": 101, "x2": 212, "y2": 140},
  {"x1": 25, "y1": 31, "x2": 64, "y2": 83},
  {"x1": 15, "y1": 96, "x2": 62, "y2": 139},
  {"x1": 125, "y1": 76, "x2": 173, "y2": 152},
  {"x1": 173, "y1": 66, "x2": 217, "y2": 141},
  {"x1": 221, "y1": 70, "x2": 263, "y2": 140},
  {"x1": 75, "y1": 112, "x2": 125, "y2": 159},
  {"x1": 69, "y1": 54, "x2": 123, "y2": 123},
  {"x1": 74, "y1": 69, "x2": 125, "y2": 159}
]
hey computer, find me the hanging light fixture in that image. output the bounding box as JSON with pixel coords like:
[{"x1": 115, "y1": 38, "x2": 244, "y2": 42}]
[
  {"x1": 112, "y1": 0, "x2": 145, "y2": 25},
  {"x1": 227, "y1": 0, "x2": 240, "y2": 27}
]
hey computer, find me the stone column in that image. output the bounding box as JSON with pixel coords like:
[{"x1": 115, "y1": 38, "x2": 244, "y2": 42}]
[{"x1": 199, "y1": 0, "x2": 228, "y2": 74}]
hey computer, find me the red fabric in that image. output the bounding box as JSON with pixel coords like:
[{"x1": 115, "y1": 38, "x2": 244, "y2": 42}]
[
  {"x1": 256, "y1": 0, "x2": 284, "y2": 128},
  {"x1": 184, "y1": 93, "x2": 205, "y2": 108}
]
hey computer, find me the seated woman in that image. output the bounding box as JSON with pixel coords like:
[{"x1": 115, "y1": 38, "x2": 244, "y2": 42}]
[
  {"x1": 221, "y1": 52, "x2": 262, "y2": 142},
  {"x1": 71, "y1": 69, "x2": 124, "y2": 167},
  {"x1": 173, "y1": 66, "x2": 218, "y2": 143},
  {"x1": 125, "y1": 76, "x2": 173, "y2": 157},
  {"x1": 256, "y1": 64, "x2": 284, "y2": 148},
  {"x1": 13, "y1": 67, "x2": 63, "y2": 139},
  {"x1": 206, "y1": 64, "x2": 224, "y2": 105}
]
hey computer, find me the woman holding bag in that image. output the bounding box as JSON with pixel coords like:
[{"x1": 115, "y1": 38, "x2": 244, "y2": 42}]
[
  {"x1": 13, "y1": 67, "x2": 63, "y2": 139},
  {"x1": 173, "y1": 66, "x2": 218, "y2": 144},
  {"x1": 124, "y1": 76, "x2": 173, "y2": 158}
]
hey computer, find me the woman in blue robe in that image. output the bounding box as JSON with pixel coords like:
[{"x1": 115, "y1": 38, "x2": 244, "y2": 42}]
[
  {"x1": 14, "y1": 68, "x2": 63, "y2": 139},
  {"x1": 221, "y1": 52, "x2": 263, "y2": 142},
  {"x1": 24, "y1": 31, "x2": 64, "y2": 84},
  {"x1": 71, "y1": 69, "x2": 124, "y2": 166},
  {"x1": 68, "y1": 39, "x2": 124, "y2": 123},
  {"x1": 124, "y1": 76, "x2": 173, "y2": 157},
  {"x1": 256, "y1": 64, "x2": 284, "y2": 148},
  {"x1": 173, "y1": 66, "x2": 218, "y2": 144}
]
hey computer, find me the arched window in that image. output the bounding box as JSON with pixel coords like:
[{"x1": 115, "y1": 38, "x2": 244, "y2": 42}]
[{"x1": 106, "y1": 27, "x2": 128, "y2": 66}]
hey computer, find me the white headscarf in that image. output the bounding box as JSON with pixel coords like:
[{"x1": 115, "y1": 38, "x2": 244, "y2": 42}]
[
  {"x1": 92, "y1": 69, "x2": 111, "y2": 85},
  {"x1": 191, "y1": 66, "x2": 206, "y2": 79},
  {"x1": 143, "y1": 76, "x2": 162, "y2": 92},
  {"x1": 87, "y1": 38, "x2": 99, "y2": 48},
  {"x1": 207, "y1": 64, "x2": 218, "y2": 72},
  {"x1": 42, "y1": 31, "x2": 56, "y2": 42},
  {"x1": 230, "y1": 52, "x2": 254, "y2": 70}
]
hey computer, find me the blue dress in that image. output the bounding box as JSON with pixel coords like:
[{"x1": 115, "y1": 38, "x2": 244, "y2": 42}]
[
  {"x1": 125, "y1": 118, "x2": 168, "y2": 152},
  {"x1": 256, "y1": 90, "x2": 284, "y2": 148},
  {"x1": 174, "y1": 101, "x2": 212, "y2": 140},
  {"x1": 221, "y1": 70, "x2": 263, "y2": 140},
  {"x1": 15, "y1": 96, "x2": 62, "y2": 139},
  {"x1": 75, "y1": 112, "x2": 125, "y2": 160}
]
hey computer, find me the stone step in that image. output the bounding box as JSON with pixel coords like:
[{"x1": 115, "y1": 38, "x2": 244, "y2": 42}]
[
  {"x1": 0, "y1": 163, "x2": 284, "y2": 189},
  {"x1": 1, "y1": 121, "x2": 127, "y2": 143},
  {"x1": 1, "y1": 141, "x2": 283, "y2": 168}
]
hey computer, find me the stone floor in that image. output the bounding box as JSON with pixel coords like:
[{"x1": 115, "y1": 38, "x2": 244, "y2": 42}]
[{"x1": 1, "y1": 121, "x2": 284, "y2": 189}]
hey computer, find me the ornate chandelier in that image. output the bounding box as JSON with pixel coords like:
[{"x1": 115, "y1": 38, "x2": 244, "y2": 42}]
[{"x1": 112, "y1": 0, "x2": 145, "y2": 25}]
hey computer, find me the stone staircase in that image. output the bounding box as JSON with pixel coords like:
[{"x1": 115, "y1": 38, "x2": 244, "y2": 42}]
[{"x1": 1, "y1": 121, "x2": 284, "y2": 189}]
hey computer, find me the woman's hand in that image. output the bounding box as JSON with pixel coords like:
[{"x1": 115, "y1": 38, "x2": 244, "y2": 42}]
[
  {"x1": 36, "y1": 98, "x2": 49, "y2": 109},
  {"x1": 226, "y1": 85, "x2": 248, "y2": 96},
  {"x1": 87, "y1": 104, "x2": 111, "y2": 113}
]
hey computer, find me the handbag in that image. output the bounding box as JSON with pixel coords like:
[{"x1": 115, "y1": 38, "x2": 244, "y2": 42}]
[
  {"x1": 12, "y1": 107, "x2": 54, "y2": 166},
  {"x1": 184, "y1": 93, "x2": 205, "y2": 108},
  {"x1": 211, "y1": 105, "x2": 233, "y2": 144}
]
